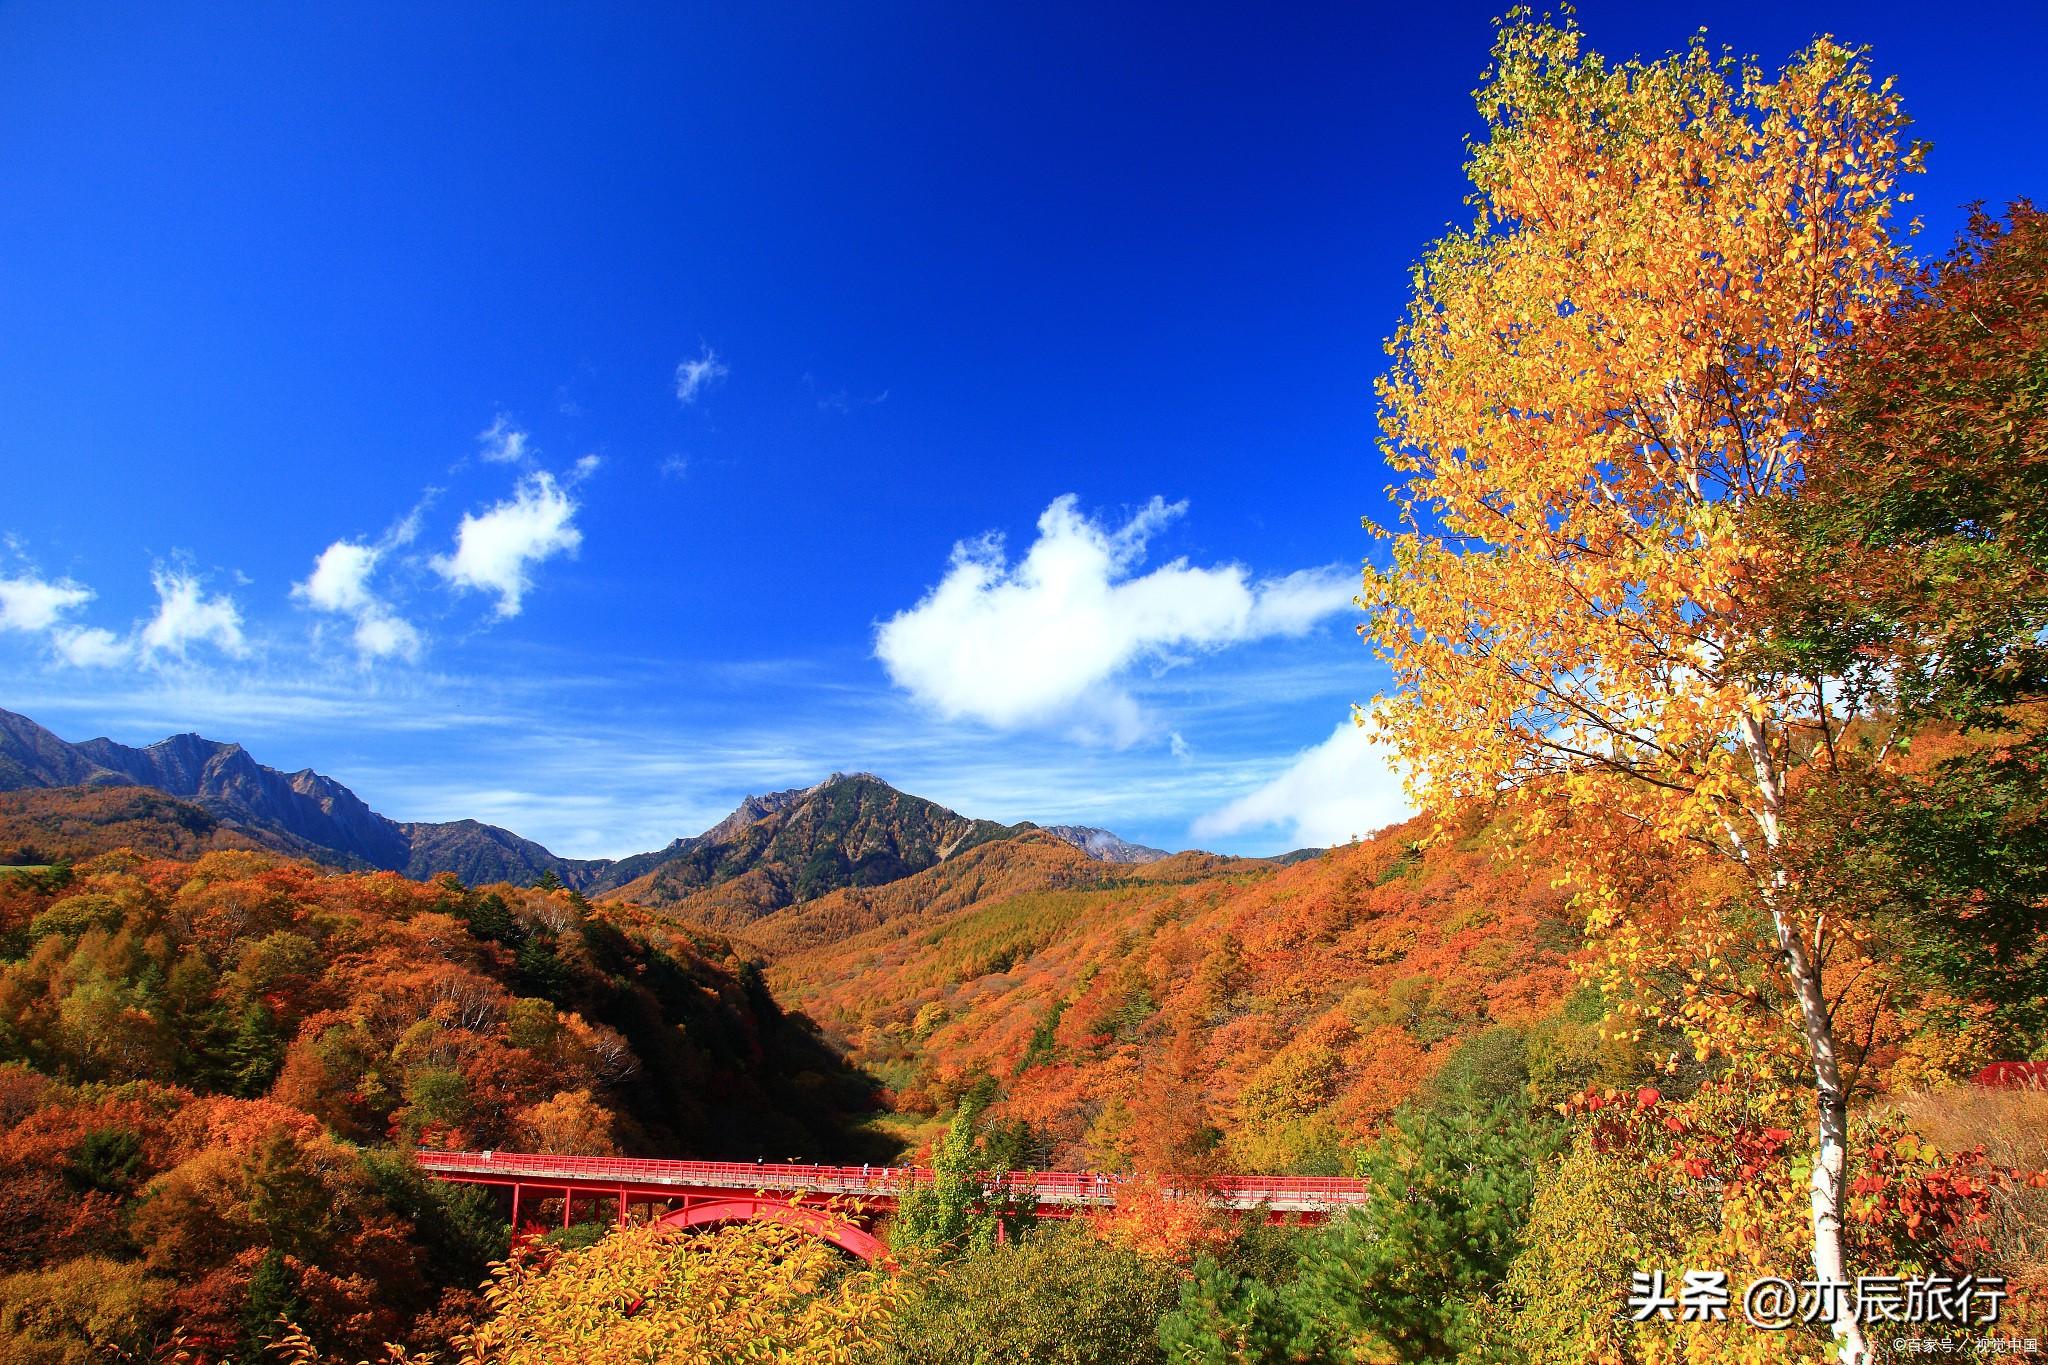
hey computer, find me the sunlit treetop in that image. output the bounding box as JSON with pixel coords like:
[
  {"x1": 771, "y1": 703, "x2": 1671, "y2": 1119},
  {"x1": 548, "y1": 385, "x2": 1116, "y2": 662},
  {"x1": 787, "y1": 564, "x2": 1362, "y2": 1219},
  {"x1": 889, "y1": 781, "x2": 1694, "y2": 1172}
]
[{"x1": 1366, "y1": 9, "x2": 1924, "y2": 843}]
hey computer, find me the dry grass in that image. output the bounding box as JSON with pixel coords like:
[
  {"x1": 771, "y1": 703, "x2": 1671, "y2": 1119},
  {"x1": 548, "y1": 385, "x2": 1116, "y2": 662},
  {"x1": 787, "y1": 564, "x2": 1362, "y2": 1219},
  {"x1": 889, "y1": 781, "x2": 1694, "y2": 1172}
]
[{"x1": 1891, "y1": 1082, "x2": 2048, "y2": 1291}]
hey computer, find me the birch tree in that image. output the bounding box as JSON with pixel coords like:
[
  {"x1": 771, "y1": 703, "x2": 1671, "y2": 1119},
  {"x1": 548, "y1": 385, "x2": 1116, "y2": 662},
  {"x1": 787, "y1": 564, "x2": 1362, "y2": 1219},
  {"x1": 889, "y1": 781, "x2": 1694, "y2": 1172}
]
[{"x1": 1362, "y1": 15, "x2": 1922, "y2": 1361}]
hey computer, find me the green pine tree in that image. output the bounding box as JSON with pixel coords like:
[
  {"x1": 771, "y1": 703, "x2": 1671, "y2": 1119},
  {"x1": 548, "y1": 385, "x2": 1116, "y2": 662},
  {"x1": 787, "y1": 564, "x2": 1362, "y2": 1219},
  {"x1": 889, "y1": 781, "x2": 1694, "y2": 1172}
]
[{"x1": 240, "y1": 1247, "x2": 303, "y2": 1360}]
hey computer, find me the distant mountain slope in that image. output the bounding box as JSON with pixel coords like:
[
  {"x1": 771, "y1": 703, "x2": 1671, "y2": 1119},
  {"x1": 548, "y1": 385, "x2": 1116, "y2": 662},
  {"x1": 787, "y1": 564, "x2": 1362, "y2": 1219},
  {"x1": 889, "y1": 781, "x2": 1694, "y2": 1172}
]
[
  {"x1": 76, "y1": 728, "x2": 414, "y2": 868},
  {"x1": 687, "y1": 827, "x2": 1104, "y2": 953},
  {"x1": 1264, "y1": 847, "x2": 1328, "y2": 867},
  {"x1": 0, "y1": 710, "x2": 1134, "y2": 917},
  {"x1": 0, "y1": 708, "x2": 121, "y2": 790},
  {"x1": 1039, "y1": 824, "x2": 1170, "y2": 864},
  {"x1": 395, "y1": 817, "x2": 602, "y2": 887},
  {"x1": 0, "y1": 785, "x2": 271, "y2": 863},
  {"x1": 0, "y1": 707, "x2": 596, "y2": 883},
  {"x1": 645, "y1": 830, "x2": 1276, "y2": 960}
]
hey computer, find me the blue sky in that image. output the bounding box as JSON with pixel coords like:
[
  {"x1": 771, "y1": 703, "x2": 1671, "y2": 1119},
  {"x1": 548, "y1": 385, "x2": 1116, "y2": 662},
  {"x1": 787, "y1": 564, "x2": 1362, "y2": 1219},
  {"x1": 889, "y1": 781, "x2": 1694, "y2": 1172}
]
[{"x1": 3, "y1": 1, "x2": 2044, "y2": 859}]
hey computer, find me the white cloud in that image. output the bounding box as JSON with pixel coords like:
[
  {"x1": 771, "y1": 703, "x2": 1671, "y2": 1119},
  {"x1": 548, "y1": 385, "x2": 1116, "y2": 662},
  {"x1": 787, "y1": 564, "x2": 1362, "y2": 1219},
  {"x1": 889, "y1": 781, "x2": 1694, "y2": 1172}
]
[
  {"x1": 478, "y1": 413, "x2": 530, "y2": 464},
  {"x1": 674, "y1": 346, "x2": 729, "y2": 405},
  {"x1": 3, "y1": 560, "x2": 254, "y2": 669},
  {"x1": 350, "y1": 609, "x2": 423, "y2": 661},
  {"x1": 1191, "y1": 720, "x2": 1411, "y2": 849},
  {"x1": 293, "y1": 510, "x2": 426, "y2": 663},
  {"x1": 431, "y1": 471, "x2": 582, "y2": 618},
  {"x1": 0, "y1": 565, "x2": 137, "y2": 667},
  {"x1": 1249, "y1": 567, "x2": 1361, "y2": 635},
  {"x1": 874, "y1": 494, "x2": 1354, "y2": 742},
  {"x1": 140, "y1": 569, "x2": 247, "y2": 659},
  {"x1": 0, "y1": 574, "x2": 93, "y2": 633},
  {"x1": 52, "y1": 625, "x2": 129, "y2": 668},
  {"x1": 296, "y1": 540, "x2": 380, "y2": 615},
  {"x1": 661, "y1": 454, "x2": 690, "y2": 480},
  {"x1": 811, "y1": 378, "x2": 889, "y2": 413}
]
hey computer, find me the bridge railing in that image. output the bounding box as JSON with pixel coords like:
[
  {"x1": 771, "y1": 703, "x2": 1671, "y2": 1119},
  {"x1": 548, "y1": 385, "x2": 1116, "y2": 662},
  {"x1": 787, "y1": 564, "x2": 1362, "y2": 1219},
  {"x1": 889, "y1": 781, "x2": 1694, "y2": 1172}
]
[{"x1": 414, "y1": 1150, "x2": 1372, "y2": 1212}]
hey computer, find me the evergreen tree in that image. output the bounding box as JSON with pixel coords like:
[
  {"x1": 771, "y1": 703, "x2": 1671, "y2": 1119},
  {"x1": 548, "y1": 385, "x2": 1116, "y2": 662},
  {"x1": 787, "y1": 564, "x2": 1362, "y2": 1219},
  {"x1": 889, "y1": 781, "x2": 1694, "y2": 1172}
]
[
  {"x1": 1162, "y1": 1102, "x2": 1559, "y2": 1363},
  {"x1": 226, "y1": 1001, "x2": 283, "y2": 1097},
  {"x1": 893, "y1": 1084, "x2": 1034, "y2": 1255},
  {"x1": 240, "y1": 1247, "x2": 302, "y2": 1360}
]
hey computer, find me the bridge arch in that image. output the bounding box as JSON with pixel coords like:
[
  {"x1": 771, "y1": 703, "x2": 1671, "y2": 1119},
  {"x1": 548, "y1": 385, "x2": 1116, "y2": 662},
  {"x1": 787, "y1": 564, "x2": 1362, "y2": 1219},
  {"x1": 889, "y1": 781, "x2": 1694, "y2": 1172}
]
[{"x1": 655, "y1": 1196, "x2": 890, "y2": 1263}]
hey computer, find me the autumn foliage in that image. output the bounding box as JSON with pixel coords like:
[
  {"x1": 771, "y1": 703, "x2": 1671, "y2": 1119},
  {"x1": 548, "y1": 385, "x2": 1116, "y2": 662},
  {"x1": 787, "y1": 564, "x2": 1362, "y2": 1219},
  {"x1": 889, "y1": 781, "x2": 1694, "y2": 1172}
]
[
  {"x1": 0, "y1": 848, "x2": 886, "y2": 1361},
  {"x1": 756, "y1": 812, "x2": 1585, "y2": 1174},
  {"x1": 0, "y1": 15, "x2": 2043, "y2": 1364},
  {"x1": 456, "y1": 1214, "x2": 903, "y2": 1364}
]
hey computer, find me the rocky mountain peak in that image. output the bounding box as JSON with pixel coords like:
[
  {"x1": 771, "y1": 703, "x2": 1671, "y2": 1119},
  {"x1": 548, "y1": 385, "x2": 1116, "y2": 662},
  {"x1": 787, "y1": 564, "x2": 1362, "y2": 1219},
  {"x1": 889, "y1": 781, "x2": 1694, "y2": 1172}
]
[
  {"x1": 696, "y1": 784, "x2": 815, "y2": 844},
  {"x1": 693, "y1": 772, "x2": 894, "y2": 845}
]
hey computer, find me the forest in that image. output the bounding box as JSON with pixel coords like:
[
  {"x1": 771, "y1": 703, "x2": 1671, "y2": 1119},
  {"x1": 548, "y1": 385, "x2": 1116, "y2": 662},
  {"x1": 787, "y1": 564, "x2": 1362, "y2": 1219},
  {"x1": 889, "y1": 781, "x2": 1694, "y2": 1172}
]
[{"x1": 2, "y1": 13, "x2": 2046, "y2": 1365}]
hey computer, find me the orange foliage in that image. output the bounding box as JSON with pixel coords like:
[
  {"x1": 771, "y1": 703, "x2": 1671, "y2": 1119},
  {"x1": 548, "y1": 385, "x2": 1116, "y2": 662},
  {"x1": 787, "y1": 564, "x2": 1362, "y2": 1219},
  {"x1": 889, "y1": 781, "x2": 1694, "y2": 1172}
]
[
  {"x1": 757, "y1": 809, "x2": 1584, "y2": 1171},
  {"x1": 513, "y1": 1088, "x2": 617, "y2": 1155},
  {"x1": 1085, "y1": 1174, "x2": 1235, "y2": 1264},
  {"x1": 0, "y1": 848, "x2": 891, "y2": 1360},
  {"x1": 0, "y1": 785, "x2": 269, "y2": 864}
]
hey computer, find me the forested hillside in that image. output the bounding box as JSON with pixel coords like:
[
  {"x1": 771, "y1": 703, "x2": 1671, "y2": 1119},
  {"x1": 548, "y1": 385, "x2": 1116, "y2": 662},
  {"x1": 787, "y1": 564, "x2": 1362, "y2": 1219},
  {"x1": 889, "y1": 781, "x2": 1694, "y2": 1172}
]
[
  {"x1": 0, "y1": 785, "x2": 270, "y2": 864},
  {"x1": 741, "y1": 811, "x2": 1583, "y2": 1172},
  {"x1": 0, "y1": 849, "x2": 889, "y2": 1360}
]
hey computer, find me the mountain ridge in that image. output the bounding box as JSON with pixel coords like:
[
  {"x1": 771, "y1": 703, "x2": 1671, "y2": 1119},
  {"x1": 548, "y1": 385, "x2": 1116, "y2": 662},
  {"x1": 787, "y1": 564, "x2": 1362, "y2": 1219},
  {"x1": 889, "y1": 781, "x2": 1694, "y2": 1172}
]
[{"x1": 0, "y1": 709, "x2": 1196, "y2": 909}]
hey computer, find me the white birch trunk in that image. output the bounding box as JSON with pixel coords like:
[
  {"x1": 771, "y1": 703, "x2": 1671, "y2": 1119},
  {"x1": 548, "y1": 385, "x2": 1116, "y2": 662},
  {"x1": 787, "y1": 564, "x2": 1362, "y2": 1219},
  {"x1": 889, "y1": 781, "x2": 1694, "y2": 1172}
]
[{"x1": 1741, "y1": 714, "x2": 1868, "y2": 1364}]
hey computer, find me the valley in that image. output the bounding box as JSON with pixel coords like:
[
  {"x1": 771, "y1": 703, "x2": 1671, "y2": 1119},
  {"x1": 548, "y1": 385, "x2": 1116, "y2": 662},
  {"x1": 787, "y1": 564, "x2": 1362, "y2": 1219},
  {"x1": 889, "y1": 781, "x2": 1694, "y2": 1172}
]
[{"x1": 2, "y1": 702, "x2": 1588, "y2": 1176}]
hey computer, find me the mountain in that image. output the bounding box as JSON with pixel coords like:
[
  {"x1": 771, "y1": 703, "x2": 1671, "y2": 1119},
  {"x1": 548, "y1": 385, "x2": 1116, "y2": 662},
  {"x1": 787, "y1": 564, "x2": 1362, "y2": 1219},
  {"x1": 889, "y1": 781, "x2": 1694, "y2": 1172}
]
[
  {"x1": 0, "y1": 708, "x2": 1247, "y2": 942},
  {"x1": 1265, "y1": 847, "x2": 1328, "y2": 867},
  {"x1": 0, "y1": 709, "x2": 1182, "y2": 917},
  {"x1": 0, "y1": 707, "x2": 595, "y2": 882},
  {"x1": 601, "y1": 773, "x2": 1027, "y2": 922},
  {"x1": 1039, "y1": 824, "x2": 1170, "y2": 864},
  {"x1": 696, "y1": 783, "x2": 817, "y2": 844},
  {"x1": 393, "y1": 817, "x2": 600, "y2": 887},
  {"x1": 0, "y1": 708, "x2": 117, "y2": 790},
  {"x1": 78, "y1": 728, "x2": 414, "y2": 867},
  {"x1": 674, "y1": 826, "x2": 1105, "y2": 955}
]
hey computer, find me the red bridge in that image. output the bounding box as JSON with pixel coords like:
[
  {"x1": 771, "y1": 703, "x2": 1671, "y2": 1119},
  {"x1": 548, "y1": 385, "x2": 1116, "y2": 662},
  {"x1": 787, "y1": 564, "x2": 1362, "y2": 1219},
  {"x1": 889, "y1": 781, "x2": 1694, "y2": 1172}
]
[{"x1": 416, "y1": 1150, "x2": 1372, "y2": 1263}]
